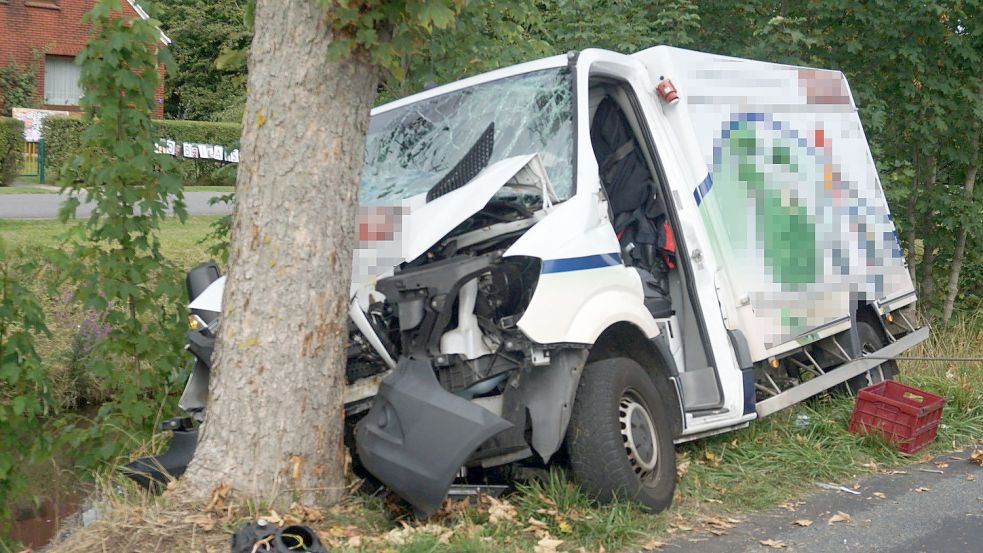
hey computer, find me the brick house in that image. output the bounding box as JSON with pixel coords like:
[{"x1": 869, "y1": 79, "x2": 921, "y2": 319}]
[{"x1": 0, "y1": 0, "x2": 169, "y2": 118}]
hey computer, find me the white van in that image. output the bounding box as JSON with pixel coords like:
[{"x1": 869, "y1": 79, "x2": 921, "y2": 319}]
[{"x1": 135, "y1": 46, "x2": 927, "y2": 516}]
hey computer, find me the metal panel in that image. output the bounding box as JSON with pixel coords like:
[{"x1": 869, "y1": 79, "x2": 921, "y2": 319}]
[{"x1": 755, "y1": 326, "x2": 929, "y2": 418}]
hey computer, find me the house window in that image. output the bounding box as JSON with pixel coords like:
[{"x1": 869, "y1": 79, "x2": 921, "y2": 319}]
[{"x1": 43, "y1": 56, "x2": 82, "y2": 106}]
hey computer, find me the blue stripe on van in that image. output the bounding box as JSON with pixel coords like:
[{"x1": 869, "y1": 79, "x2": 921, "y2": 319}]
[
  {"x1": 693, "y1": 174, "x2": 713, "y2": 206},
  {"x1": 541, "y1": 253, "x2": 621, "y2": 274}
]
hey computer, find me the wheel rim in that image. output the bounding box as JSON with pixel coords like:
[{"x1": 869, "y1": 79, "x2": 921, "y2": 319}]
[
  {"x1": 619, "y1": 390, "x2": 659, "y2": 481},
  {"x1": 860, "y1": 341, "x2": 885, "y2": 386}
]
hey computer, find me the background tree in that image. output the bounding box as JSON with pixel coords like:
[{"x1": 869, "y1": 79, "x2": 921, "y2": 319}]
[
  {"x1": 182, "y1": 0, "x2": 465, "y2": 506},
  {"x1": 157, "y1": 0, "x2": 250, "y2": 121}
]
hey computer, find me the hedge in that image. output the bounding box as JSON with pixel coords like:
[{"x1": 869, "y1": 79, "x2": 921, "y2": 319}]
[
  {"x1": 42, "y1": 117, "x2": 241, "y2": 186},
  {"x1": 41, "y1": 117, "x2": 85, "y2": 184},
  {"x1": 0, "y1": 117, "x2": 24, "y2": 186}
]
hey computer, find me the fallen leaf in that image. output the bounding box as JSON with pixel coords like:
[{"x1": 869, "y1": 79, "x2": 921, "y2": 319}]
[
  {"x1": 704, "y1": 516, "x2": 735, "y2": 529},
  {"x1": 828, "y1": 511, "x2": 851, "y2": 525},
  {"x1": 704, "y1": 451, "x2": 722, "y2": 467},
  {"x1": 486, "y1": 496, "x2": 517, "y2": 524},
  {"x1": 915, "y1": 486, "x2": 931, "y2": 493},
  {"x1": 709, "y1": 528, "x2": 727, "y2": 536},
  {"x1": 676, "y1": 460, "x2": 691, "y2": 478},
  {"x1": 558, "y1": 521, "x2": 573, "y2": 534},
  {"x1": 935, "y1": 461, "x2": 949, "y2": 469},
  {"x1": 861, "y1": 461, "x2": 879, "y2": 470},
  {"x1": 266, "y1": 510, "x2": 283, "y2": 526},
  {"x1": 970, "y1": 449, "x2": 983, "y2": 466},
  {"x1": 642, "y1": 539, "x2": 666, "y2": 550},
  {"x1": 183, "y1": 513, "x2": 216, "y2": 531},
  {"x1": 793, "y1": 519, "x2": 814, "y2": 527},
  {"x1": 917, "y1": 453, "x2": 934, "y2": 463},
  {"x1": 204, "y1": 482, "x2": 230, "y2": 513},
  {"x1": 534, "y1": 536, "x2": 564, "y2": 553},
  {"x1": 967, "y1": 474, "x2": 976, "y2": 482},
  {"x1": 778, "y1": 501, "x2": 797, "y2": 512},
  {"x1": 873, "y1": 492, "x2": 886, "y2": 499},
  {"x1": 760, "y1": 538, "x2": 788, "y2": 548}
]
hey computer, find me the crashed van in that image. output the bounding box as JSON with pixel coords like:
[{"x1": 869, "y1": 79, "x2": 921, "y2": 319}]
[{"x1": 127, "y1": 46, "x2": 928, "y2": 515}]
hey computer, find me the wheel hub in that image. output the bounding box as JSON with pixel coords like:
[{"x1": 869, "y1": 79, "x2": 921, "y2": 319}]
[{"x1": 619, "y1": 392, "x2": 659, "y2": 479}]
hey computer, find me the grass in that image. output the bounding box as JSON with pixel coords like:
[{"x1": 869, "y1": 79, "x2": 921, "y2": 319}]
[
  {"x1": 1, "y1": 218, "x2": 979, "y2": 551},
  {"x1": 0, "y1": 216, "x2": 220, "y2": 272},
  {"x1": 0, "y1": 186, "x2": 52, "y2": 194},
  {"x1": 0, "y1": 217, "x2": 221, "y2": 413},
  {"x1": 0, "y1": 184, "x2": 234, "y2": 194},
  {"x1": 36, "y1": 315, "x2": 983, "y2": 553}
]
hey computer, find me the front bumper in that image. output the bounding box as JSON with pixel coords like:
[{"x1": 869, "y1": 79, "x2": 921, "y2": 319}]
[{"x1": 355, "y1": 356, "x2": 511, "y2": 514}]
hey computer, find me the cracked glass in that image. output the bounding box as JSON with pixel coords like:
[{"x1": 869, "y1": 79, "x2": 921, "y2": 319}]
[{"x1": 360, "y1": 68, "x2": 574, "y2": 205}]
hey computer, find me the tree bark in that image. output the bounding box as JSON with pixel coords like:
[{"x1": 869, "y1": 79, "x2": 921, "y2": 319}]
[
  {"x1": 914, "y1": 154, "x2": 938, "y2": 302},
  {"x1": 183, "y1": 0, "x2": 379, "y2": 506},
  {"x1": 905, "y1": 144, "x2": 921, "y2": 288},
  {"x1": 942, "y1": 120, "x2": 981, "y2": 323}
]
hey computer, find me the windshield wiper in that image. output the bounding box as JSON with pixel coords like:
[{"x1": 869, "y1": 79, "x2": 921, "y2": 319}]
[{"x1": 426, "y1": 122, "x2": 495, "y2": 202}]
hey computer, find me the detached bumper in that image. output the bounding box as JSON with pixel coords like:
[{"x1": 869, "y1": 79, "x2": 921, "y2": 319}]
[
  {"x1": 355, "y1": 356, "x2": 511, "y2": 515},
  {"x1": 121, "y1": 423, "x2": 198, "y2": 491}
]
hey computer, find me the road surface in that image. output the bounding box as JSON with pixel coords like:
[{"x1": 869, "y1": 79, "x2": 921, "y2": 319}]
[
  {"x1": 0, "y1": 191, "x2": 231, "y2": 219},
  {"x1": 657, "y1": 446, "x2": 982, "y2": 553}
]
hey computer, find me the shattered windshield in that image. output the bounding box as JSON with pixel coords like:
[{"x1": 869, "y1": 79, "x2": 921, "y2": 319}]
[{"x1": 360, "y1": 68, "x2": 574, "y2": 205}]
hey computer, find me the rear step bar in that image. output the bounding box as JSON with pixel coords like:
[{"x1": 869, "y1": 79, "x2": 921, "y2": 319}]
[{"x1": 755, "y1": 326, "x2": 930, "y2": 418}]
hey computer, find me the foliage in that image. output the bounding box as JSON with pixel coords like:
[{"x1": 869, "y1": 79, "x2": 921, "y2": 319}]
[
  {"x1": 0, "y1": 57, "x2": 39, "y2": 117},
  {"x1": 40, "y1": 116, "x2": 85, "y2": 183},
  {"x1": 380, "y1": 1, "x2": 551, "y2": 100},
  {"x1": 0, "y1": 117, "x2": 24, "y2": 186},
  {"x1": 536, "y1": 0, "x2": 701, "y2": 54},
  {"x1": 158, "y1": 0, "x2": 251, "y2": 121},
  {"x1": 44, "y1": 117, "x2": 239, "y2": 186},
  {"x1": 155, "y1": 119, "x2": 240, "y2": 185},
  {"x1": 49, "y1": 0, "x2": 189, "y2": 466},
  {"x1": 0, "y1": 238, "x2": 52, "y2": 521},
  {"x1": 318, "y1": 0, "x2": 466, "y2": 79},
  {"x1": 200, "y1": 193, "x2": 234, "y2": 264}
]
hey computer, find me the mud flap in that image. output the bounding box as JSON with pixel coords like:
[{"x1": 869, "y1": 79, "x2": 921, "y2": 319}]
[
  {"x1": 355, "y1": 356, "x2": 512, "y2": 515},
  {"x1": 121, "y1": 426, "x2": 198, "y2": 492}
]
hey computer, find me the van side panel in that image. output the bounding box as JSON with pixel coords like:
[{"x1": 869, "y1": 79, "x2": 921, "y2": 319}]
[{"x1": 633, "y1": 46, "x2": 916, "y2": 362}]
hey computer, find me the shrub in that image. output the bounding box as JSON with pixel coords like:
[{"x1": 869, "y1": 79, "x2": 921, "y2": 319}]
[
  {"x1": 41, "y1": 116, "x2": 85, "y2": 183},
  {"x1": 43, "y1": 117, "x2": 241, "y2": 186},
  {"x1": 156, "y1": 119, "x2": 240, "y2": 186},
  {"x1": 0, "y1": 117, "x2": 24, "y2": 186},
  {"x1": 0, "y1": 58, "x2": 39, "y2": 116}
]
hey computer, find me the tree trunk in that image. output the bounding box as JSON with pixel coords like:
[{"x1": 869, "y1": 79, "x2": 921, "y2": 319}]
[
  {"x1": 905, "y1": 144, "x2": 922, "y2": 288},
  {"x1": 914, "y1": 154, "x2": 938, "y2": 301},
  {"x1": 183, "y1": 0, "x2": 379, "y2": 506},
  {"x1": 942, "y1": 120, "x2": 981, "y2": 323}
]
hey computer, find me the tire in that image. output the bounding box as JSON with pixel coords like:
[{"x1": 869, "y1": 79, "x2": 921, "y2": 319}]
[
  {"x1": 845, "y1": 319, "x2": 899, "y2": 394},
  {"x1": 565, "y1": 357, "x2": 676, "y2": 512}
]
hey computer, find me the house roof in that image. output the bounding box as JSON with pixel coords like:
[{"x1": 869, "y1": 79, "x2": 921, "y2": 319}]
[{"x1": 127, "y1": 0, "x2": 172, "y2": 45}]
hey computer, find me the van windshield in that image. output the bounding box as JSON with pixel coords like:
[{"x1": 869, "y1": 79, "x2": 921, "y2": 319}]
[{"x1": 360, "y1": 68, "x2": 574, "y2": 205}]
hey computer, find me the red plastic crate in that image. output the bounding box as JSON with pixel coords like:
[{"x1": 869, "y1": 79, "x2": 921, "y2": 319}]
[{"x1": 848, "y1": 380, "x2": 946, "y2": 454}]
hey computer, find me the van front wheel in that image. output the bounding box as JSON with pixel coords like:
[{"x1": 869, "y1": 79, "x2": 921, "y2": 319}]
[{"x1": 565, "y1": 357, "x2": 676, "y2": 512}]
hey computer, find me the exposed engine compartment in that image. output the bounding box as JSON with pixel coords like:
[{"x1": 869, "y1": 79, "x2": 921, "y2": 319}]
[{"x1": 345, "y1": 191, "x2": 546, "y2": 397}]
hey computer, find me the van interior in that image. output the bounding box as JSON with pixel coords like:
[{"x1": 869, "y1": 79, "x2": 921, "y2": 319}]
[{"x1": 587, "y1": 77, "x2": 724, "y2": 413}]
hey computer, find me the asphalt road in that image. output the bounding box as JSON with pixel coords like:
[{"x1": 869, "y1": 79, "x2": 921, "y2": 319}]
[
  {"x1": 0, "y1": 191, "x2": 231, "y2": 219},
  {"x1": 656, "y1": 446, "x2": 983, "y2": 553}
]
